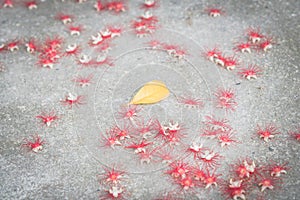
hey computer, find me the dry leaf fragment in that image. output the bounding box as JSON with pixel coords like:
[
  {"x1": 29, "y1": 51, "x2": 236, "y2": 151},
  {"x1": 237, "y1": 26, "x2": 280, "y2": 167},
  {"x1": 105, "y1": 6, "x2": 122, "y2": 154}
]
[{"x1": 129, "y1": 80, "x2": 170, "y2": 105}]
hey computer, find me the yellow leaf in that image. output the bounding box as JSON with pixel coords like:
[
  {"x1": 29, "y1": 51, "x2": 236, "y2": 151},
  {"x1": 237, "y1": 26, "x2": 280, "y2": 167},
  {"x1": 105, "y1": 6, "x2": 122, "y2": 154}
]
[{"x1": 129, "y1": 80, "x2": 170, "y2": 105}]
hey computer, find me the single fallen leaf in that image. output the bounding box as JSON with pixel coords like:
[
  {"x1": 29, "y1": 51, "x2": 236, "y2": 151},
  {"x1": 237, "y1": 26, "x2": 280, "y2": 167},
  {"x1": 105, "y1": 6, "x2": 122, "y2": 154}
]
[{"x1": 129, "y1": 80, "x2": 170, "y2": 105}]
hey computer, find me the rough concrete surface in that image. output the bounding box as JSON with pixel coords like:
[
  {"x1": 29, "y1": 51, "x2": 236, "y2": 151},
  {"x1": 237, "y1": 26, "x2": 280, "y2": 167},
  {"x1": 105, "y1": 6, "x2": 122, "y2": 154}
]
[{"x1": 0, "y1": 0, "x2": 299, "y2": 199}]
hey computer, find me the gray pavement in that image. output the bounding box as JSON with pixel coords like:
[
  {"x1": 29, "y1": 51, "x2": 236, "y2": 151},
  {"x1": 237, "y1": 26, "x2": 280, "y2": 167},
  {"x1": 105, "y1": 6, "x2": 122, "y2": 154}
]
[{"x1": 0, "y1": 0, "x2": 299, "y2": 199}]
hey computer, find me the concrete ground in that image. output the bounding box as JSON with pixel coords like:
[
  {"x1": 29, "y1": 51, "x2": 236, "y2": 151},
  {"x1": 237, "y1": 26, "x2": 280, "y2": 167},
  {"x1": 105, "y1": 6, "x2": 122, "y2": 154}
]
[{"x1": 0, "y1": 0, "x2": 299, "y2": 199}]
